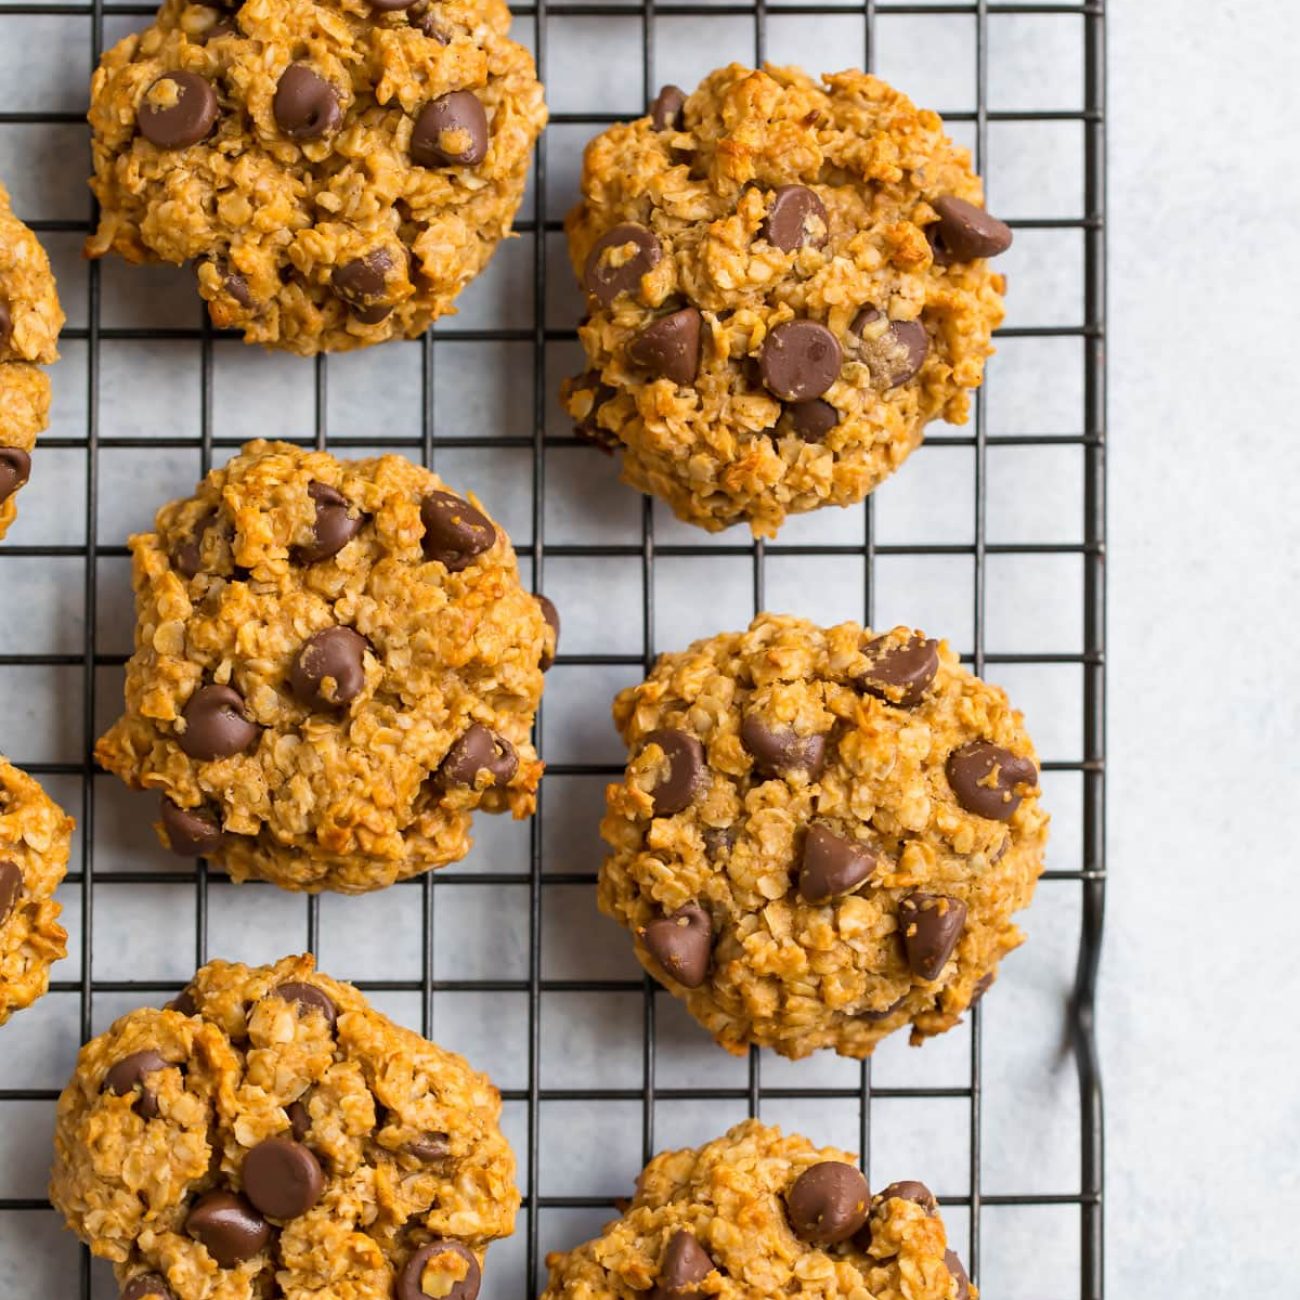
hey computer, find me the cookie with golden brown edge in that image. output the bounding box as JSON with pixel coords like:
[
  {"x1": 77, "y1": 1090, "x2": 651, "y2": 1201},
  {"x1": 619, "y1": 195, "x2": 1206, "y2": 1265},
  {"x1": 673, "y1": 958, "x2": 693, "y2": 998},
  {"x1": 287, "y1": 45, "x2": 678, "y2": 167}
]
[
  {"x1": 86, "y1": 0, "x2": 546, "y2": 354},
  {"x1": 50, "y1": 955, "x2": 518, "y2": 1299},
  {"x1": 540, "y1": 1119, "x2": 974, "y2": 1300},
  {"x1": 599, "y1": 614, "x2": 1047, "y2": 1059},
  {"x1": 95, "y1": 439, "x2": 556, "y2": 893},
  {"x1": 561, "y1": 64, "x2": 1011, "y2": 536}
]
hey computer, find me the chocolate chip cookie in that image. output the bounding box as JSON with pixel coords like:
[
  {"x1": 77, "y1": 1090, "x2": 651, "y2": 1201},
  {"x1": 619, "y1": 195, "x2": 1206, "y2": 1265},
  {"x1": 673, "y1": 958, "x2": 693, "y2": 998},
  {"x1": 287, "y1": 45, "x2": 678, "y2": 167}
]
[
  {"x1": 0, "y1": 754, "x2": 75, "y2": 1026},
  {"x1": 0, "y1": 179, "x2": 64, "y2": 540},
  {"x1": 561, "y1": 65, "x2": 1011, "y2": 536},
  {"x1": 86, "y1": 0, "x2": 546, "y2": 354},
  {"x1": 50, "y1": 954, "x2": 518, "y2": 1298},
  {"x1": 94, "y1": 440, "x2": 554, "y2": 893},
  {"x1": 541, "y1": 1119, "x2": 974, "y2": 1300},
  {"x1": 599, "y1": 614, "x2": 1047, "y2": 1059}
]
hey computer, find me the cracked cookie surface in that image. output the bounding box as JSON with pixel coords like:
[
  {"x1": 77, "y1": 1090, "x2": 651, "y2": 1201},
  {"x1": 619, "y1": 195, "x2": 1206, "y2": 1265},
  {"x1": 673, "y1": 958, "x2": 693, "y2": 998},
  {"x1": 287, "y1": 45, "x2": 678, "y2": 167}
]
[
  {"x1": 50, "y1": 954, "x2": 518, "y2": 1299},
  {"x1": 95, "y1": 439, "x2": 552, "y2": 893},
  {"x1": 86, "y1": 0, "x2": 546, "y2": 354},
  {"x1": 561, "y1": 65, "x2": 1010, "y2": 536},
  {"x1": 540, "y1": 1119, "x2": 974, "y2": 1300},
  {"x1": 0, "y1": 754, "x2": 74, "y2": 1026},
  {"x1": 599, "y1": 614, "x2": 1047, "y2": 1059}
]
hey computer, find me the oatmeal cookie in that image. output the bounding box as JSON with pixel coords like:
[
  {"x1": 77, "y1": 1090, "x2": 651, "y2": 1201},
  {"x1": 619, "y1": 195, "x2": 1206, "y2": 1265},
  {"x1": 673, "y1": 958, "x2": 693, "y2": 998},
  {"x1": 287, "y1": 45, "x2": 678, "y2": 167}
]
[
  {"x1": 0, "y1": 179, "x2": 64, "y2": 539},
  {"x1": 86, "y1": 0, "x2": 546, "y2": 354},
  {"x1": 50, "y1": 954, "x2": 519, "y2": 1299},
  {"x1": 95, "y1": 439, "x2": 554, "y2": 893},
  {"x1": 561, "y1": 65, "x2": 1011, "y2": 536},
  {"x1": 541, "y1": 1119, "x2": 974, "y2": 1300},
  {"x1": 599, "y1": 614, "x2": 1047, "y2": 1059},
  {"x1": 0, "y1": 754, "x2": 75, "y2": 1026}
]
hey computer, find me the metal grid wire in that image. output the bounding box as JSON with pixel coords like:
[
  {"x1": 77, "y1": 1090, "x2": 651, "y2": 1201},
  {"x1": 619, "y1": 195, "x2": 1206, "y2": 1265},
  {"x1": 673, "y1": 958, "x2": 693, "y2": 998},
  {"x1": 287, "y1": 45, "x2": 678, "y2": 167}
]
[{"x1": 0, "y1": 1, "x2": 1105, "y2": 1297}]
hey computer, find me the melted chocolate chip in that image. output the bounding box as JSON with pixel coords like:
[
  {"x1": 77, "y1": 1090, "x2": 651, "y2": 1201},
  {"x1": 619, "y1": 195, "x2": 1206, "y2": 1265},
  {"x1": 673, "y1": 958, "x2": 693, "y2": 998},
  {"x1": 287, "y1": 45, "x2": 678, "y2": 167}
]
[
  {"x1": 406, "y1": 1131, "x2": 451, "y2": 1162},
  {"x1": 628, "y1": 308, "x2": 702, "y2": 385},
  {"x1": 739, "y1": 715, "x2": 826, "y2": 779},
  {"x1": 411, "y1": 90, "x2": 489, "y2": 167},
  {"x1": 120, "y1": 1275, "x2": 175, "y2": 1300},
  {"x1": 762, "y1": 185, "x2": 829, "y2": 252},
  {"x1": 788, "y1": 399, "x2": 838, "y2": 440},
  {"x1": 242, "y1": 1136, "x2": 324, "y2": 1219},
  {"x1": 0, "y1": 300, "x2": 11, "y2": 347},
  {"x1": 331, "y1": 249, "x2": 395, "y2": 322},
  {"x1": 799, "y1": 826, "x2": 878, "y2": 905},
  {"x1": 293, "y1": 481, "x2": 364, "y2": 564},
  {"x1": 641, "y1": 902, "x2": 712, "y2": 989},
  {"x1": 929, "y1": 195, "x2": 1012, "y2": 263},
  {"x1": 859, "y1": 634, "x2": 939, "y2": 707},
  {"x1": 0, "y1": 447, "x2": 31, "y2": 504},
  {"x1": 160, "y1": 798, "x2": 223, "y2": 857},
  {"x1": 438, "y1": 724, "x2": 518, "y2": 788},
  {"x1": 103, "y1": 1050, "x2": 170, "y2": 1121},
  {"x1": 640, "y1": 728, "x2": 706, "y2": 816},
  {"x1": 945, "y1": 1249, "x2": 972, "y2": 1300},
  {"x1": 0, "y1": 861, "x2": 22, "y2": 926},
  {"x1": 179, "y1": 685, "x2": 260, "y2": 761},
  {"x1": 286, "y1": 1100, "x2": 311, "y2": 1143},
  {"x1": 290, "y1": 627, "x2": 368, "y2": 708},
  {"x1": 139, "y1": 72, "x2": 218, "y2": 149},
  {"x1": 186, "y1": 1191, "x2": 270, "y2": 1266},
  {"x1": 651, "y1": 1229, "x2": 714, "y2": 1300},
  {"x1": 420, "y1": 490, "x2": 496, "y2": 570},
  {"x1": 271, "y1": 981, "x2": 338, "y2": 1028},
  {"x1": 899, "y1": 892, "x2": 967, "y2": 981},
  {"x1": 649, "y1": 84, "x2": 687, "y2": 131},
  {"x1": 397, "y1": 1241, "x2": 481, "y2": 1300},
  {"x1": 583, "y1": 224, "x2": 662, "y2": 308},
  {"x1": 536, "y1": 594, "x2": 560, "y2": 671},
  {"x1": 850, "y1": 309, "x2": 930, "y2": 388},
  {"x1": 786, "y1": 1162, "x2": 870, "y2": 1245},
  {"x1": 758, "y1": 319, "x2": 842, "y2": 402},
  {"x1": 945, "y1": 741, "x2": 1037, "y2": 821},
  {"x1": 273, "y1": 64, "x2": 341, "y2": 140},
  {"x1": 875, "y1": 1180, "x2": 937, "y2": 1215}
]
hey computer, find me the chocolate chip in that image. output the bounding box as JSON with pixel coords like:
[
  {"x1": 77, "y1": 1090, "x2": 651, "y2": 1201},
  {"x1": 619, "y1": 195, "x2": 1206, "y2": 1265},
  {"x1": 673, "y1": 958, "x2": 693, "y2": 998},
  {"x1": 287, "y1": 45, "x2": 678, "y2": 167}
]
[
  {"x1": 291, "y1": 627, "x2": 368, "y2": 709},
  {"x1": 786, "y1": 1161, "x2": 870, "y2": 1245},
  {"x1": 411, "y1": 5, "x2": 450, "y2": 39},
  {"x1": 420, "y1": 490, "x2": 496, "y2": 570},
  {"x1": 397, "y1": 1241, "x2": 480, "y2": 1300},
  {"x1": 651, "y1": 1229, "x2": 713, "y2": 1300},
  {"x1": 204, "y1": 17, "x2": 236, "y2": 40},
  {"x1": 641, "y1": 728, "x2": 706, "y2": 816},
  {"x1": 0, "y1": 447, "x2": 31, "y2": 504},
  {"x1": 166, "y1": 987, "x2": 198, "y2": 1015},
  {"x1": 331, "y1": 249, "x2": 394, "y2": 322},
  {"x1": 411, "y1": 90, "x2": 488, "y2": 167},
  {"x1": 945, "y1": 1249, "x2": 971, "y2": 1300},
  {"x1": 851, "y1": 309, "x2": 929, "y2": 388},
  {"x1": 438, "y1": 724, "x2": 517, "y2": 788},
  {"x1": 242, "y1": 1136, "x2": 324, "y2": 1220},
  {"x1": 929, "y1": 195, "x2": 1013, "y2": 264},
  {"x1": 875, "y1": 1180, "x2": 937, "y2": 1215},
  {"x1": 799, "y1": 826, "x2": 877, "y2": 905},
  {"x1": 758, "y1": 320, "x2": 841, "y2": 402},
  {"x1": 272, "y1": 981, "x2": 338, "y2": 1028},
  {"x1": 223, "y1": 268, "x2": 252, "y2": 308},
  {"x1": 121, "y1": 1275, "x2": 175, "y2": 1300},
  {"x1": 899, "y1": 892, "x2": 967, "y2": 981},
  {"x1": 139, "y1": 72, "x2": 219, "y2": 150},
  {"x1": 641, "y1": 902, "x2": 711, "y2": 989},
  {"x1": 186, "y1": 1191, "x2": 270, "y2": 1266},
  {"x1": 702, "y1": 826, "x2": 735, "y2": 861},
  {"x1": 171, "y1": 510, "x2": 216, "y2": 578},
  {"x1": 0, "y1": 300, "x2": 11, "y2": 346},
  {"x1": 859, "y1": 634, "x2": 939, "y2": 707},
  {"x1": 569, "y1": 371, "x2": 620, "y2": 450},
  {"x1": 280, "y1": 1101, "x2": 309, "y2": 1143},
  {"x1": 160, "y1": 798, "x2": 223, "y2": 857},
  {"x1": 179, "y1": 685, "x2": 260, "y2": 761},
  {"x1": 370, "y1": 0, "x2": 419, "y2": 9},
  {"x1": 861, "y1": 994, "x2": 907, "y2": 1023},
  {"x1": 969, "y1": 971, "x2": 995, "y2": 1006},
  {"x1": 583, "y1": 224, "x2": 662, "y2": 308},
  {"x1": 406, "y1": 1131, "x2": 451, "y2": 1161},
  {"x1": 762, "y1": 185, "x2": 829, "y2": 252},
  {"x1": 740, "y1": 715, "x2": 826, "y2": 779},
  {"x1": 945, "y1": 741, "x2": 1037, "y2": 821},
  {"x1": 628, "y1": 308, "x2": 702, "y2": 385},
  {"x1": 273, "y1": 64, "x2": 341, "y2": 140},
  {"x1": 537, "y1": 594, "x2": 559, "y2": 671},
  {"x1": 103, "y1": 1050, "x2": 169, "y2": 1121},
  {"x1": 650, "y1": 84, "x2": 687, "y2": 131},
  {"x1": 788, "y1": 399, "x2": 838, "y2": 440},
  {"x1": 0, "y1": 861, "x2": 22, "y2": 926},
  {"x1": 294, "y1": 481, "x2": 364, "y2": 564}
]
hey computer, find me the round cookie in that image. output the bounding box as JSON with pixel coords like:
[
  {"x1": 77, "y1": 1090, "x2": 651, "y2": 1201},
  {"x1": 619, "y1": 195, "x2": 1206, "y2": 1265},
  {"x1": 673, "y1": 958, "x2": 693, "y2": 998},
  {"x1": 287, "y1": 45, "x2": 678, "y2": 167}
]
[
  {"x1": 540, "y1": 1119, "x2": 974, "y2": 1300},
  {"x1": 0, "y1": 754, "x2": 74, "y2": 1026},
  {"x1": 561, "y1": 65, "x2": 1011, "y2": 536},
  {"x1": 86, "y1": 0, "x2": 546, "y2": 354},
  {"x1": 50, "y1": 954, "x2": 519, "y2": 1298},
  {"x1": 0, "y1": 180, "x2": 64, "y2": 540},
  {"x1": 94, "y1": 439, "x2": 554, "y2": 893},
  {"x1": 599, "y1": 614, "x2": 1047, "y2": 1059}
]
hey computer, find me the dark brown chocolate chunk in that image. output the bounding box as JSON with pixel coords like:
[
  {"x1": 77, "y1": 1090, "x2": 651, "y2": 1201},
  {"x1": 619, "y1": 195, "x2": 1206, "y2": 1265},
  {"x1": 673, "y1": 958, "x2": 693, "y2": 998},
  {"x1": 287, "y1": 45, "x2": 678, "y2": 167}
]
[
  {"x1": 331, "y1": 249, "x2": 394, "y2": 322},
  {"x1": 650, "y1": 1229, "x2": 713, "y2": 1300},
  {"x1": 370, "y1": 0, "x2": 419, "y2": 9},
  {"x1": 945, "y1": 741, "x2": 1037, "y2": 821},
  {"x1": 179, "y1": 685, "x2": 260, "y2": 761},
  {"x1": 397, "y1": 1240, "x2": 481, "y2": 1300},
  {"x1": 642, "y1": 902, "x2": 711, "y2": 989},
  {"x1": 165, "y1": 987, "x2": 197, "y2": 1016},
  {"x1": 758, "y1": 320, "x2": 842, "y2": 402},
  {"x1": 702, "y1": 826, "x2": 735, "y2": 861},
  {"x1": 103, "y1": 1049, "x2": 169, "y2": 1120},
  {"x1": 272, "y1": 981, "x2": 338, "y2": 1028},
  {"x1": 294, "y1": 481, "x2": 363, "y2": 564},
  {"x1": 411, "y1": 5, "x2": 451, "y2": 40},
  {"x1": 411, "y1": 90, "x2": 488, "y2": 167},
  {"x1": 649, "y1": 84, "x2": 687, "y2": 131},
  {"x1": 861, "y1": 994, "x2": 907, "y2": 1023},
  {"x1": 186, "y1": 1191, "x2": 270, "y2": 1266},
  {"x1": 859, "y1": 634, "x2": 939, "y2": 707},
  {"x1": 536, "y1": 594, "x2": 560, "y2": 671},
  {"x1": 569, "y1": 371, "x2": 620, "y2": 450},
  {"x1": 786, "y1": 1161, "x2": 870, "y2": 1245},
  {"x1": 875, "y1": 1180, "x2": 937, "y2": 1215},
  {"x1": 0, "y1": 299, "x2": 11, "y2": 346},
  {"x1": 969, "y1": 971, "x2": 995, "y2": 1006},
  {"x1": 222, "y1": 267, "x2": 252, "y2": 308},
  {"x1": 0, "y1": 861, "x2": 22, "y2": 926},
  {"x1": 788, "y1": 398, "x2": 838, "y2": 440},
  {"x1": 273, "y1": 64, "x2": 341, "y2": 140},
  {"x1": 851, "y1": 309, "x2": 929, "y2": 388},
  {"x1": 139, "y1": 72, "x2": 219, "y2": 149},
  {"x1": 899, "y1": 892, "x2": 967, "y2": 981},
  {"x1": 286, "y1": 1100, "x2": 311, "y2": 1143},
  {"x1": 628, "y1": 307, "x2": 702, "y2": 385},
  {"x1": 242, "y1": 1136, "x2": 324, "y2": 1219},
  {"x1": 438, "y1": 724, "x2": 517, "y2": 788},
  {"x1": 407, "y1": 1131, "x2": 451, "y2": 1162},
  {"x1": 121, "y1": 1274, "x2": 175, "y2": 1300},
  {"x1": 160, "y1": 798, "x2": 223, "y2": 857},
  {"x1": 583, "y1": 224, "x2": 662, "y2": 307},
  {"x1": 799, "y1": 826, "x2": 877, "y2": 905},
  {"x1": 929, "y1": 195, "x2": 1013, "y2": 264},
  {"x1": 641, "y1": 728, "x2": 706, "y2": 816},
  {"x1": 0, "y1": 447, "x2": 31, "y2": 504},
  {"x1": 945, "y1": 1249, "x2": 971, "y2": 1300},
  {"x1": 740, "y1": 715, "x2": 827, "y2": 779},
  {"x1": 420, "y1": 490, "x2": 496, "y2": 570},
  {"x1": 762, "y1": 185, "x2": 829, "y2": 252},
  {"x1": 171, "y1": 510, "x2": 216, "y2": 578},
  {"x1": 291, "y1": 627, "x2": 368, "y2": 708}
]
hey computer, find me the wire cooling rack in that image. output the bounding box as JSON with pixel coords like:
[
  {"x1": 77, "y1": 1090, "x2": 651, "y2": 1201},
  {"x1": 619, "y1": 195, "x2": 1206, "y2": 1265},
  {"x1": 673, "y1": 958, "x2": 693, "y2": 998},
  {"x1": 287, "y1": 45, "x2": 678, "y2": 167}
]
[{"x1": 0, "y1": 2, "x2": 1105, "y2": 1297}]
